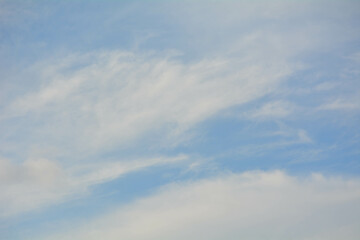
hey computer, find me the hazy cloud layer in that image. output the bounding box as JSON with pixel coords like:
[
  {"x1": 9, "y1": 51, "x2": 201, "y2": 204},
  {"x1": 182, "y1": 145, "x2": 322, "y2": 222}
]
[
  {"x1": 0, "y1": 0, "x2": 359, "y2": 239},
  {"x1": 46, "y1": 171, "x2": 360, "y2": 240}
]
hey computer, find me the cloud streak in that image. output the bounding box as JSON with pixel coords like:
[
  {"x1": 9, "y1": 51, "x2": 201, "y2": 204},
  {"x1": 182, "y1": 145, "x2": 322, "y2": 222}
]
[{"x1": 0, "y1": 155, "x2": 188, "y2": 218}]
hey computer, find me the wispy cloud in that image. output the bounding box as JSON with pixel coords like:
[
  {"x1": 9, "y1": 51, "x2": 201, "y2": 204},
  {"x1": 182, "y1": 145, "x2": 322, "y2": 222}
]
[
  {"x1": 1, "y1": 0, "x2": 360, "y2": 238},
  {"x1": 318, "y1": 98, "x2": 360, "y2": 111},
  {"x1": 244, "y1": 100, "x2": 295, "y2": 120},
  {"x1": 1, "y1": 49, "x2": 295, "y2": 160},
  {"x1": 0, "y1": 155, "x2": 188, "y2": 218}
]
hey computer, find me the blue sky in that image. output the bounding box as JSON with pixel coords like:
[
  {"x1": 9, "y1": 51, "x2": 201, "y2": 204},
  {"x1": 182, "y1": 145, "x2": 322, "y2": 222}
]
[{"x1": 1, "y1": 0, "x2": 360, "y2": 239}]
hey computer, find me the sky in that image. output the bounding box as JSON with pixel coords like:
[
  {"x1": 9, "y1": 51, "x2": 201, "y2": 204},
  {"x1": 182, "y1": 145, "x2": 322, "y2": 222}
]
[{"x1": 0, "y1": 0, "x2": 360, "y2": 239}]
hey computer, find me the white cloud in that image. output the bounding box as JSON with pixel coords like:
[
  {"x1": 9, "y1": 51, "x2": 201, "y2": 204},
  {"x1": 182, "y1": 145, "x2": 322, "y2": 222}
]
[
  {"x1": 71, "y1": 155, "x2": 188, "y2": 186},
  {"x1": 44, "y1": 170, "x2": 360, "y2": 240},
  {"x1": 169, "y1": 0, "x2": 360, "y2": 58},
  {"x1": 318, "y1": 98, "x2": 360, "y2": 111},
  {"x1": 2, "y1": 49, "x2": 295, "y2": 158},
  {"x1": 0, "y1": 155, "x2": 188, "y2": 218},
  {"x1": 296, "y1": 129, "x2": 312, "y2": 143},
  {"x1": 245, "y1": 100, "x2": 294, "y2": 120},
  {"x1": 0, "y1": 157, "x2": 70, "y2": 218}
]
